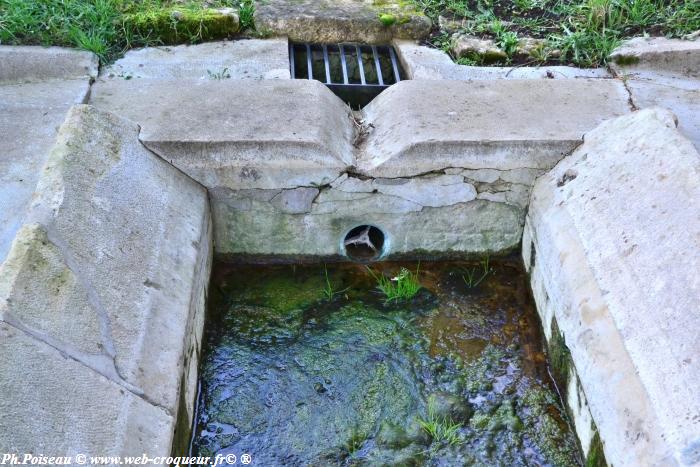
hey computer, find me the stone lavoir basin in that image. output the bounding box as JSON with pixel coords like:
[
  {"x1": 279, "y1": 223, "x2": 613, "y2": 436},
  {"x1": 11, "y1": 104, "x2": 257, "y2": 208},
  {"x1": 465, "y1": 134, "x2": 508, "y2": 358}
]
[
  {"x1": 190, "y1": 261, "x2": 581, "y2": 465},
  {"x1": 1, "y1": 38, "x2": 699, "y2": 467}
]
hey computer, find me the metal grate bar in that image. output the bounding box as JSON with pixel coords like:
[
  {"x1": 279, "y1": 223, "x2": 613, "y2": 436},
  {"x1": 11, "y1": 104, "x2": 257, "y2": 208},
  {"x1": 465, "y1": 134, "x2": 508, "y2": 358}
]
[
  {"x1": 339, "y1": 45, "x2": 349, "y2": 85},
  {"x1": 305, "y1": 43, "x2": 313, "y2": 80},
  {"x1": 322, "y1": 45, "x2": 331, "y2": 84},
  {"x1": 289, "y1": 43, "x2": 295, "y2": 79},
  {"x1": 371, "y1": 45, "x2": 384, "y2": 86},
  {"x1": 388, "y1": 46, "x2": 401, "y2": 82},
  {"x1": 355, "y1": 45, "x2": 366, "y2": 85}
]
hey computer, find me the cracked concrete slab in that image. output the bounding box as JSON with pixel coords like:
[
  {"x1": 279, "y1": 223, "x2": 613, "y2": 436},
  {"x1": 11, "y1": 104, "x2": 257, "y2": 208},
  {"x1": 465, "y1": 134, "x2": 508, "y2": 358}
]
[
  {"x1": 610, "y1": 37, "x2": 700, "y2": 149},
  {"x1": 0, "y1": 105, "x2": 212, "y2": 455},
  {"x1": 523, "y1": 108, "x2": 700, "y2": 466},
  {"x1": 0, "y1": 320, "x2": 173, "y2": 456},
  {"x1": 254, "y1": 0, "x2": 431, "y2": 44},
  {"x1": 100, "y1": 39, "x2": 291, "y2": 81},
  {"x1": 358, "y1": 79, "x2": 630, "y2": 178}
]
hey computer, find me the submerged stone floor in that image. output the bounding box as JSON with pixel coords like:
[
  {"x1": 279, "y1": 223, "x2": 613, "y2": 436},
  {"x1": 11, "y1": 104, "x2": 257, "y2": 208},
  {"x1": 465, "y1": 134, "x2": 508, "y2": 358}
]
[{"x1": 194, "y1": 261, "x2": 581, "y2": 465}]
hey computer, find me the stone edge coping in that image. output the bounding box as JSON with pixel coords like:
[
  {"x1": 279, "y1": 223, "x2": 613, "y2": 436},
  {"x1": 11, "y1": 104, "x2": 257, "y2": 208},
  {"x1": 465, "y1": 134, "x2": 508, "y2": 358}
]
[{"x1": 0, "y1": 45, "x2": 98, "y2": 84}]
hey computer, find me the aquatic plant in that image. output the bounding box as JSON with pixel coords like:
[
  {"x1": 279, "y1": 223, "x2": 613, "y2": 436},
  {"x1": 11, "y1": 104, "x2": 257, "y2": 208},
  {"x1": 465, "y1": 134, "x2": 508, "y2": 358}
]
[
  {"x1": 462, "y1": 256, "x2": 492, "y2": 288},
  {"x1": 321, "y1": 264, "x2": 348, "y2": 301},
  {"x1": 418, "y1": 397, "x2": 463, "y2": 445},
  {"x1": 367, "y1": 264, "x2": 422, "y2": 303}
]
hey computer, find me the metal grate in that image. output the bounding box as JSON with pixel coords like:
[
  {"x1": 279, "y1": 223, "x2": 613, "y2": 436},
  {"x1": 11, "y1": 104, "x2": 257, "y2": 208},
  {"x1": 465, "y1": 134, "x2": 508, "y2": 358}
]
[{"x1": 290, "y1": 43, "x2": 404, "y2": 108}]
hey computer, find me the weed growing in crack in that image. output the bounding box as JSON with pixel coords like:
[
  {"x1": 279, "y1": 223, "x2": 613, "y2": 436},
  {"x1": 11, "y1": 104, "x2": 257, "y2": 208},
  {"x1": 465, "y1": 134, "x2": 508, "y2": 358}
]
[
  {"x1": 418, "y1": 397, "x2": 463, "y2": 446},
  {"x1": 462, "y1": 256, "x2": 492, "y2": 288},
  {"x1": 367, "y1": 264, "x2": 422, "y2": 303}
]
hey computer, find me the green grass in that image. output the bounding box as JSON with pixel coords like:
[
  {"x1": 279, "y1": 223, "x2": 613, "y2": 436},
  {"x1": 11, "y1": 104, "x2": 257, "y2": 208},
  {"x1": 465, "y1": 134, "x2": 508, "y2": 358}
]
[
  {"x1": 367, "y1": 264, "x2": 422, "y2": 303},
  {"x1": 462, "y1": 256, "x2": 492, "y2": 288},
  {"x1": 418, "y1": 396, "x2": 463, "y2": 445},
  {"x1": 412, "y1": 0, "x2": 700, "y2": 67},
  {"x1": 321, "y1": 264, "x2": 349, "y2": 301},
  {"x1": 0, "y1": 0, "x2": 248, "y2": 63}
]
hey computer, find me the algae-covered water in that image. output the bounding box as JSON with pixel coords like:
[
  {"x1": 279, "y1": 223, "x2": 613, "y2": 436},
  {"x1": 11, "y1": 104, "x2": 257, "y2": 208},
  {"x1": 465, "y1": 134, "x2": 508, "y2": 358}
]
[{"x1": 191, "y1": 260, "x2": 582, "y2": 466}]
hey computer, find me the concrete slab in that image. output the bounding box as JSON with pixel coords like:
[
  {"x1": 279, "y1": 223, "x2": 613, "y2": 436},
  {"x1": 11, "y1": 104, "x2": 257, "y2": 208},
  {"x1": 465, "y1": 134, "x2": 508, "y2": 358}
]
[
  {"x1": 523, "y1": 108, "x2": 700, "y2": 466},
  {"x1": 0, "y1": 319, "x2": 172, "y2": 456},
  {"x1": 358, "y1": 79, "x2": 631, "y2": 178},
  {"x1": 100, "y1": 39, "x2": 291, "y2": 81},
  {"x1": 394, "y1": 41, "x2": 611, "y2": 80},
  {"x1": 0, "y1": 45, "x2": 98, "y2": 83},
  {"x1": 90, "y1": 78, "x2": 355, "y2": 190},
  {"x1": 609, "y1": 36, "x2": 700, "y2": 78},
  {"x1": 0, "y1": 104, "x2": 212, "y2": 454},
  {"x1": 254, "y1": 0, "x2": 431, "y2": 44},
  {"x1": 610, "y1": 37, "x2": 700, "y2": 149},
  {"x1": 0, "y1": 79, "x2": 91, "y2": 265}
]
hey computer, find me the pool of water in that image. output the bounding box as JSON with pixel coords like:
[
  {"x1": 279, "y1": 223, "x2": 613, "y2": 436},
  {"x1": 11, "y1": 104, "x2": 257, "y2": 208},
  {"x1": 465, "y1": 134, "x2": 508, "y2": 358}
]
[{"x1": 190, "y1": 260, "x2": 582, "y2": 466}]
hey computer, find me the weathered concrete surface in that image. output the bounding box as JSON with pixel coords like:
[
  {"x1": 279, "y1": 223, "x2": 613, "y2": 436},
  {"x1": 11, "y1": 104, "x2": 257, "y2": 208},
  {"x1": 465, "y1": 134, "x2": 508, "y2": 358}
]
[
  {"x1": 609, "y1": 37, "x2": 700, "y2": 149},
  {"x1": 0, "y1": 45, "x2": 98, "y2": 83},
  {"x1": 215, "y1": 193, "x2": 522, "y2": 257},
  {"x1": 523, "y1": 108, "x2": 700, "y2": 466},
  {"x1": 0, "y1": 318, "x2": 172, "y2": 456},
  {"x1": 254, "y1": 0, "x2": 431, "y2": 44},
  {"x1": 0, "y1": 78, "x2": 91, "y2": 265},
  {"x1": 0, "y1": 105, "x2": 212, "y2": 455},
  {"x1": 100, "y1": 39, "x2": 290, "y2": 81},
  {"x1": 358, "y1": 79, "x2": 630, "y2": 178},
  {"x1": 91, "y1": 79, "x2": 354, "y2": 190},
  {"x1": 394, "y1": 41, "x2": 611, "y2": 80}
]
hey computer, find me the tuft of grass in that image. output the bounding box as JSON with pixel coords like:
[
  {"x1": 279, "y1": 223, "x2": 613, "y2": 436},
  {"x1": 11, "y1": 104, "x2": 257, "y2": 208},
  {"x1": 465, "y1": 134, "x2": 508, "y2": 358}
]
[
  {"x1": 238, "y1": 0, "x2": 255, "y2": 30},
  {"x1": 462, "y1": 256, "x2": 492, "y2": 288},
  {"x1": 207, "y1": 66, "x2": 231, "y2": 79},
  {"x1": 411, "y1": 0, "x2": 700, "y2": 67},
  {"x1": 418, "y1": 397, "x2": 463, "y2": 445},
  {"x1": 321, "y1": 264, "x2": 349, "y2": 301},
  {"x1": 366, "y1": 264, "x2": 422, "y2": 303}
]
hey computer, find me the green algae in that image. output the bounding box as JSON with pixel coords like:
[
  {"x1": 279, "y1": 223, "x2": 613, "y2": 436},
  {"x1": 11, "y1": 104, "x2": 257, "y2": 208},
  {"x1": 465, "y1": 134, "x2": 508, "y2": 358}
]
[
  {"x1": 192, "y1": 262, "x2": 584, "y2": 465},
  {"x1": 549, "y1": 318, "x2": 572, "y2": 393}
]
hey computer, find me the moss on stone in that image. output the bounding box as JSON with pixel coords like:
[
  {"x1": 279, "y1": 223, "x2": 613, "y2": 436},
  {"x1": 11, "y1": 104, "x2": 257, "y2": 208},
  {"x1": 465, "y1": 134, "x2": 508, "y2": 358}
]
[
  {"x1": 548, "y1": 318, "x2": 571, "y2": 393},
  {"x1": 586, "y1": 430, "x2": 607, "y2": 467},
  {"x1": 613, "y1": 54, "x2": 640, "y2": 66},
  {"x1": 122, "y1": 7, "x2": 239, "y2": 45}
]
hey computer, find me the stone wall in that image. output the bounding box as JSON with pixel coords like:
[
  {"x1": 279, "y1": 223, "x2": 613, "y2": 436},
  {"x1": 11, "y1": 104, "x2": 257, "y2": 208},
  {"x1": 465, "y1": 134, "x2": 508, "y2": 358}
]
[{"x1": 91, "y1": 77, "x2": 630, "y2": 259}]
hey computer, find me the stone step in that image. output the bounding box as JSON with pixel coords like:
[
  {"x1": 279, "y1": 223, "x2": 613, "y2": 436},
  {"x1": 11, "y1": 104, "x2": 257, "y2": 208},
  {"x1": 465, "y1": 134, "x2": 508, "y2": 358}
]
[
  {"x1": 100, "y1": 39, "x2": 290, "y2": 81},
  {"x1": 609, "y1": 37, "x2": 700, "y2": 149},
  {"x1": 523, "y1": 108, "x2": 700, "y2": 466},
  {"x1": 0, "y1": 45, "x2": 97, "y2": 84},
  {"x1": 393, "y1": 41, "x2": 612, "y2": 81},
  {"x1": 254, "y1": 0, "x2": 431, "y2": 44}
]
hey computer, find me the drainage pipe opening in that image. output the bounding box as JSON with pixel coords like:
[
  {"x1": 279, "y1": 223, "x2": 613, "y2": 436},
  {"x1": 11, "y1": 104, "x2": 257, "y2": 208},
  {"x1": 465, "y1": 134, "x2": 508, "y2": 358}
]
[{"x1": 343, "y1": 225, "x2": 385, "y2": 261}]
